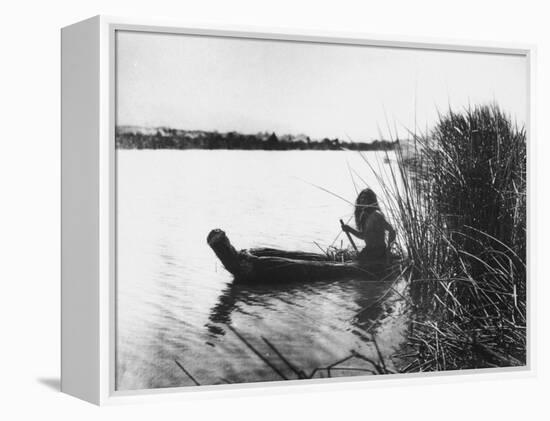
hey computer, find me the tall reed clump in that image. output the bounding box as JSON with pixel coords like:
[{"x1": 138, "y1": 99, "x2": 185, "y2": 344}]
[{"x1": 376, "y1": 104, "x2": 526, "y2": 371}]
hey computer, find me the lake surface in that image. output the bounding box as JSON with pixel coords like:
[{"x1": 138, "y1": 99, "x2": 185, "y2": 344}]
[{"x1": 116, "y1": 150, "x2": 408, "y2": 390}]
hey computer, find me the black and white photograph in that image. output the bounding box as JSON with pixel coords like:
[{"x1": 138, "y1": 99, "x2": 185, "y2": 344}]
[{"x1": 114, "y1": 30, "x2": 527, "y2": 391}]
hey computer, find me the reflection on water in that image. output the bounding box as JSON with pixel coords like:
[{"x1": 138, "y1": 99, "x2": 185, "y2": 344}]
[
  {"x1": 207, "y1": 272, "x2": 399, "y2": 339},
  {"x1": 116, "y1": 150, "x2": 408, "y2": 390}
]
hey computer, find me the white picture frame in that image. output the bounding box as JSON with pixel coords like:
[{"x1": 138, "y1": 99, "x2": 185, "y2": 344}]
[{"x1": 61, "y1": 15, "x2": 535, "y2": 405}]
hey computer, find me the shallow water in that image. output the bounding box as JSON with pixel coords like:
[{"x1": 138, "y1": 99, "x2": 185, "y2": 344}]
[{"x1": 116, "y1": 150, "x2": 408, "y2": 390}]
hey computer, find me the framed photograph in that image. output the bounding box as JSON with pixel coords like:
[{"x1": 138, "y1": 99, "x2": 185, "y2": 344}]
[{"x1": 61, "y1": 16, "x2": 533, "y2": 405}]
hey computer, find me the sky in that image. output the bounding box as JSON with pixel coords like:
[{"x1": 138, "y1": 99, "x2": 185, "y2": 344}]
[{"x1": 116, "y1": 30, "x2": 527, "y2": 141}]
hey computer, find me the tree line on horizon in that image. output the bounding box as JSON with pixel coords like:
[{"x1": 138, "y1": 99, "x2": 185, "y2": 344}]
[{"x1": 115, "y1": 127, "x2": 398, "y2": 151}]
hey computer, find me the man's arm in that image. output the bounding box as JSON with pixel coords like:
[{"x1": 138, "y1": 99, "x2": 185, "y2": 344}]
[{"x1": 342, "y1": 224, "x2": 365, "y2": 240}]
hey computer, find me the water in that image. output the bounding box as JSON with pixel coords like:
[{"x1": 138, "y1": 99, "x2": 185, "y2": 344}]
[{"x1": 116, "y1": 150, "x2": 408, "y2": 390}]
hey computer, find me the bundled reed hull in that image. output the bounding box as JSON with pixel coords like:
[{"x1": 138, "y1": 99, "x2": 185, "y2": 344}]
[{"x1": 207, "y1": 229, "x2": 392, "y2": 283}]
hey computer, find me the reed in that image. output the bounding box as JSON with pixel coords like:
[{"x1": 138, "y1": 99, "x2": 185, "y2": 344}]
[{"x1": 371, "y1": 104, "x2": 527, "y2": 371}]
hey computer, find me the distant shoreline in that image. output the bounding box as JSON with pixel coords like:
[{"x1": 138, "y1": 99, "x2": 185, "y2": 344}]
[{"x1": 116, "y1": 126, "x2": 398, "y2": 151}]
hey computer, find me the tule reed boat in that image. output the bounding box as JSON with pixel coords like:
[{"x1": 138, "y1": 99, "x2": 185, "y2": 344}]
[{"x1": 207, "y1": 229, "x2": 398, "y2": 283}]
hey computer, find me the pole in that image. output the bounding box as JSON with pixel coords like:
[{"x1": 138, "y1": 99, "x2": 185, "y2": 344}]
[{"x1": 340, "y1": 219, "x2": 358, "y2": 252}]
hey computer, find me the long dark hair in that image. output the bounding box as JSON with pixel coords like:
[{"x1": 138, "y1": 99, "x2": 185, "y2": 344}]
[{"x1": 354, "y1": 188, "x2": 380, "y2": 229}]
